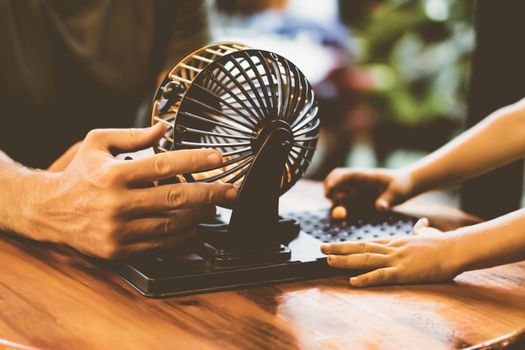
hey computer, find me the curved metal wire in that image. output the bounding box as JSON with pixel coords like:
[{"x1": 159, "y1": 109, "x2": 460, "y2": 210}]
[{"x1": 151, "y1": 43, "x2": 319, "y2": 195}]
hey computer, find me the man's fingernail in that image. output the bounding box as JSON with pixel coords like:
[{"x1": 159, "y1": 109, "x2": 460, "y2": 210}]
[
  {"x1": 207, "y1": 151, "x2": 222, "y2": 165},
  {"x1": 225, "y1": 186, "x2": 238, "y2": 200},
  {"x1": 349, "y1": 277, "x2": 358, "y2": 286},
  {"x1": 321, "y1": 244, "x2": 330, "y2": 253},
  {"x1": 151, "y1": 123, "x2": 167, "y2": 133}
]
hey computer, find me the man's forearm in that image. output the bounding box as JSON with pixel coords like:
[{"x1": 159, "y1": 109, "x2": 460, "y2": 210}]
[
  {"x1": 451, "y1": 208, "x2": 525, "y2": 273},
  {"x1": 405, "y1": 98, "x2": 525, "y2": 195},
  {"x1": 0, "y1": 151, "x2": 32, "y2": 235}
]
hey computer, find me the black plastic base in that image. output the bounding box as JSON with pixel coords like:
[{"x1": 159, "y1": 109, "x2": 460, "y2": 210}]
[
  {"x1": 197, "y1": 217, "x2": 300, "y2": 267},
  {"x1": 201, "y1": 242, "x2": 292, "y2": 267},
  {"x1": 114, "y1": 231, "x2": 341, "y2": 298},
  {"x1": 114, "y1": 209, "x2": 417, "y2": 298}
]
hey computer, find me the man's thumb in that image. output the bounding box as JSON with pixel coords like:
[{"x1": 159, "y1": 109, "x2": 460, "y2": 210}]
[{"x1": 86, "y1": 123, "x2": 167, "y2": 151}]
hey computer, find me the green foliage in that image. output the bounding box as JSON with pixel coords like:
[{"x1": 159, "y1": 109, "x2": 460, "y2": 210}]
[{"x1": 352, "y1": 0, "x2": 475, "y2": 125}]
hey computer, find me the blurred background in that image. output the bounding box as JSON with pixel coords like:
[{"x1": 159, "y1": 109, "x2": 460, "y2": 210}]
[{"x1": 206, "y1": 0, "x2": 475, "y2": 208}]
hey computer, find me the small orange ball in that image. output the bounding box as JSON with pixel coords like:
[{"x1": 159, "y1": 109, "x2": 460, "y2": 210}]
[{"x1": 331, "y1": 205, "x2": 348, "y2": 220}]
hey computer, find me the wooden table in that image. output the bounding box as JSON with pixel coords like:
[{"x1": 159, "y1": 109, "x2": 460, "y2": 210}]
[{"x1": 1, "y1": 180, "x2": 524, "y2": 350}]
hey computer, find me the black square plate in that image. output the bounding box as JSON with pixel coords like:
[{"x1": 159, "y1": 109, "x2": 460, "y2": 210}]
[{"x1": 114, "y1": 209, "x2": 417, "y2": 297}]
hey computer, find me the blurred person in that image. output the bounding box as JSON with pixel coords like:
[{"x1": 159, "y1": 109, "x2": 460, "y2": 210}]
[
  {"x1": 461, "y1": 1, "x2": 525, "y2": 219},
  {"x1": 0, "y1": 0, "x2": 237, "y2": 259}
]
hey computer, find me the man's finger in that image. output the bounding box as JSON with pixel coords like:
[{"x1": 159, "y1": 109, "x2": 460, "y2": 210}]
[
  {"x1": 412, "y1": 217, "x2": 430, "y2": 235},
  {"x1": 85, "y1": 123, "x2": 167, "y2": 151},
  {"x1": 326, "y1": 253, "x2": 389, "y2": 269},
  {"x1": 349, "y1": 268, "x2": 397, "y2": 287},
  {"x1": 117, "y1": 148, "x2": 224, "y2": 183},
  {"x1": 125, "y1": 182, "x2": 237, "y2": 213},
  {"x1": 119, "y1": 207, "x2": 210, "y2": 243},
  {"x1": 321, "y1": 242, "x2": 392, "y2": 255}
]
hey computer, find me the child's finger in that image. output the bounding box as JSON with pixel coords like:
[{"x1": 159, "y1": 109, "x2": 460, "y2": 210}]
[
  {"x1": 372, "y1": 239, "x2": 390, "y2": 244},
  {"x1": 412, "y1": 217, "x2": 430, "y2": 235},
  {"x1": 375, "y1": 191, "x2": 395, "y2": 211},
  {"x1": 327, "y1": 253, "x2": 388, "y2": 269},
  {"x1": 349, "y1": 267, "x2": 397, "y2": 287},
  {"x1": 321, "y1": 242, "x2": 391, "y2": 255}
]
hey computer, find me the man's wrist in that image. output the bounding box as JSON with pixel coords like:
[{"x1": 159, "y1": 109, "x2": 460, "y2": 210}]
[
  {"x1": 0, "y1": 160, "x2": 32, "y2": 233},
  {"x1": 0, "y1": 162, "x2": 60, "y2": 242},
  {"x1": 18, "y1": 169, "x2": 62, "y2": 243}
]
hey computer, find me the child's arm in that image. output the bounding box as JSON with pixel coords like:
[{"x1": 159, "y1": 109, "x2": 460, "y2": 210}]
[
  {"x1": 321, "y1": 209, "x2": 525, "y2": 286},
  {"x1": 407, "y1": 97, "x2": 525, "y2": 197},
  {"x1": 325, "y1": 98, "x2": 525, "y2": 210}
]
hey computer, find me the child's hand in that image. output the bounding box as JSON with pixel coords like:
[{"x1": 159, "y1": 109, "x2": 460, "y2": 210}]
[
  {"x1": 324, "y1": 168, "x2": 414, "y2": 211},
  {"x1": 321, "y1": 218, "x2": 463, "y2": 287}
]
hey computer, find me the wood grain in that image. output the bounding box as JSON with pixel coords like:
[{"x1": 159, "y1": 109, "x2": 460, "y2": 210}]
[{"x1": 0, "y1": 180, "x2": 524, "y2": 350}]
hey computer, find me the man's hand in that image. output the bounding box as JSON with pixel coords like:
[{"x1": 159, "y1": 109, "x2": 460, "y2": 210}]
[
  {"x1": 324, "y1": 167, "x2": 414, "y2": 211},
  {"x1": 321, "y1": 218, "x2": 463, "y2": 286},
  {"x1": 21, "y1": 124, "x2": 237, "y2": 259}
]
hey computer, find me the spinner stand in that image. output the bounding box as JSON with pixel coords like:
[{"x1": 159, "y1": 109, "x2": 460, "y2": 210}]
[
  {"x1": 114, "y1": 43, "x2": 342, "y2": 297},
  {"x1": 199, "y1": 119, "x2": 298, "y2": 267}
]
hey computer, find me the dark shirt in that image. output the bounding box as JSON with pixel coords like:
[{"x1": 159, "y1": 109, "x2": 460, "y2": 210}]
[{"x1": 0, "y1": 0, "x2": 209, "y2": 168}]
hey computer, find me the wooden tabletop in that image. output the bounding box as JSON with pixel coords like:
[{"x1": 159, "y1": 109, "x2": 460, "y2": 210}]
[{"x1": 1, "y1": 180, "x2": 524, "y2": 350}]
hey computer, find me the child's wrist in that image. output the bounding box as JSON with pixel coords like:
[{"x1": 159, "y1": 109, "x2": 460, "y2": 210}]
[
  {"x1": 392, "y1": 167, "x2": 419, "y2": 199},
  {"x1": 445, "y1": 231, "x2": 468, "y2": 276},
  {"x1": 443, "y1": 228, "x2": 483, "y2": 276}
]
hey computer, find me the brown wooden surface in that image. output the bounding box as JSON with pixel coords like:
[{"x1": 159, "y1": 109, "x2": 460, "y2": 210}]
[{"x1": 1, "y1": 180, "x2": 525, "y2": 350}]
